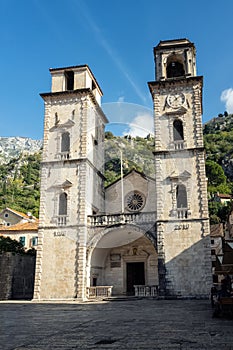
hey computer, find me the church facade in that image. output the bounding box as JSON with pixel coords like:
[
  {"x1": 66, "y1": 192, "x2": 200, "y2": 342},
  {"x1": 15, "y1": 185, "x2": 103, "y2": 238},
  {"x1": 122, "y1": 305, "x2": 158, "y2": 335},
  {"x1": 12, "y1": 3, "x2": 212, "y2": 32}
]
[{"x1": 33, "y1": 39, "x2": 212, "y2": 300}]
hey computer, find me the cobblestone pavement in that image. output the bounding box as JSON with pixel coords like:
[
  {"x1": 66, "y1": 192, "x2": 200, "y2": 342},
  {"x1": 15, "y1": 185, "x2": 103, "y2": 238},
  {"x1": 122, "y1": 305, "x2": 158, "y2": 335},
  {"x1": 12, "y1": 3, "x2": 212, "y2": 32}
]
[{"x1": 0, "y1": 299, "x2": 233, "y2": 350}]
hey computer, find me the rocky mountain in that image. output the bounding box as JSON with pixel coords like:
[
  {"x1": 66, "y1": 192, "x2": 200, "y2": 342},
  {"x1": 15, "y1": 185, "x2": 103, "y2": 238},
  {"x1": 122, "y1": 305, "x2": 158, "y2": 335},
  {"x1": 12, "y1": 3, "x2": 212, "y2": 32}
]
[{"x1": 0, "y1": 137, "x2": 42, "y2": 164}]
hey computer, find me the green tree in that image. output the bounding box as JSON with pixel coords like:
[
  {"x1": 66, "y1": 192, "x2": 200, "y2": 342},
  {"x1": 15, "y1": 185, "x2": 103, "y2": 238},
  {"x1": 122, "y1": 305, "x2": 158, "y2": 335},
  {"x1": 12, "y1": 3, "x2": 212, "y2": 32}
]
[
  {"x1": 105, "y1": 131, "x2": 115, "y2": 139},
  {"x1": 0, "y1": 236, "x2": 25, "y2": 254},
  {"x1": 206, "y1": 160, "x2": 227, "y2": 187}
]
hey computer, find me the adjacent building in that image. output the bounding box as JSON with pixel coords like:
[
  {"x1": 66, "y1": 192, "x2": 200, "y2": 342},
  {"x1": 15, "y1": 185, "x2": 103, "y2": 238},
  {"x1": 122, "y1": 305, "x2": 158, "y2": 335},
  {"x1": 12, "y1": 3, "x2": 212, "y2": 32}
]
[{"x1": 0, "y1": 208, "x2": 38, "y2": 249}]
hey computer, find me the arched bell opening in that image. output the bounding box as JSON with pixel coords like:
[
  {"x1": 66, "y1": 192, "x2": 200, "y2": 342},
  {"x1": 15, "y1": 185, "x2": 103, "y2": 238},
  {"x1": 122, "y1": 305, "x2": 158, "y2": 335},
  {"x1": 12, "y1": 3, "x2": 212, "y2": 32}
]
[
  {"x1": 173, "y1": 119, "x2": 184, "y2": 141},
  {"x1": 166, "y1": 54, "x2": 185, "y2": 78},
  {"x1": 87, "y1": 226, "x2": 158, "y2": 296}
]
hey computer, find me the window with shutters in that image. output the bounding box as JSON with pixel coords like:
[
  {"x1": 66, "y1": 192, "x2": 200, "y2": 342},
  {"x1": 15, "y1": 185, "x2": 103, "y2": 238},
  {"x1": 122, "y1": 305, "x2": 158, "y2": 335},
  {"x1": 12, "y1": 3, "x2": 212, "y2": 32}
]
[{"x1": 19, "y1": 236, "x2": 26, "y2": 246}]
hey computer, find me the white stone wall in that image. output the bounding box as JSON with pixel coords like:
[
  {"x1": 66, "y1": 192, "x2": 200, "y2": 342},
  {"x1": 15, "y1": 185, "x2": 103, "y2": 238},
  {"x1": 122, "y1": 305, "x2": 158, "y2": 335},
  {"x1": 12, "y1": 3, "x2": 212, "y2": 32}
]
[
  {"x1": 105, "y1": 171, "x2": 156, "y2": 214},
  {"x1": 35, "y1": 229, "x2": 77, "y2": 299},
  {"x1": 50, "y1": 66, "x2": 102, "y2": 104},
  {"x1": 154, "y1": 39, "x2": 196, "y2": 81},
  {"x1": 35, "y1": 66, "x2": 106, "y2": 300},
  {"x1": 162, "y1": 221, "x2": 212, "y2": 296},
  {"x1": 155, "y1": 152, "x2": 201, "y2": 221},
  {"x1": 90, "y1": 236, "x2": 158, "y2": 295},
  {"x1": 152, "y1": 82, "x2": 203, "y2": 152}
]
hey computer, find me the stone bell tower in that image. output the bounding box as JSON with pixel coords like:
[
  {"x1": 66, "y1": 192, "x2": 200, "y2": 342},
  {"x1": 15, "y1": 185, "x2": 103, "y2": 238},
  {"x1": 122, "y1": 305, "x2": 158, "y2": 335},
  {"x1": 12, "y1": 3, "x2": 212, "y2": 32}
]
[
  {"x1": 148, "y1": 39, "x2": 212, "y2": 297},
  {"x1": 34, "y1": 65, "x2": 108, "y2": 300}
]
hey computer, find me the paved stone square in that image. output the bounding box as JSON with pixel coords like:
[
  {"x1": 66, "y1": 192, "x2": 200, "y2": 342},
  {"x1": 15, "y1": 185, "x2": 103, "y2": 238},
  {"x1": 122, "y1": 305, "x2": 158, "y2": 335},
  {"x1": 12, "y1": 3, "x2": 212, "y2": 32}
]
[{"x1": 0, "y1": 299, "x2": 233, "y2": 350}]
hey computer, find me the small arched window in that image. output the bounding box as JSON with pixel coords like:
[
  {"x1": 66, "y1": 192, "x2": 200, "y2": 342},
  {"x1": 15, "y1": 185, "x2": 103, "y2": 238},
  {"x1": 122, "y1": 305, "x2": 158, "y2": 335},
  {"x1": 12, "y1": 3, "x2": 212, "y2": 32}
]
[
  {"x1": 59, "y1": 192, "x2": 67, "y2": 215},
  {"x1": 61, "y1": 132, "x2": 70, "y2": 153},
  {"x1": 167, "y1": 61, "x2": 185, "y2": 78},
  {"x1": 176, "y1": 184, "x2": 187, "y2": 208},
  {"x1": 173, "y1": 120, "x2": 184, "y2": 141}
]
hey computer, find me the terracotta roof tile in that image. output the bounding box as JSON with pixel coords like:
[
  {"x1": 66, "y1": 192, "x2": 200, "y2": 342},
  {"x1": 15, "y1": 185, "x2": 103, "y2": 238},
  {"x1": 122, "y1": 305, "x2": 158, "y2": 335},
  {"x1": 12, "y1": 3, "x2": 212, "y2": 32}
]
[
  {"x1": 0, "y1": 219, "x2": 38, "y2": 232},
  {"x1": 216, "y1": 193, "x2": 232, "y2": 199}
]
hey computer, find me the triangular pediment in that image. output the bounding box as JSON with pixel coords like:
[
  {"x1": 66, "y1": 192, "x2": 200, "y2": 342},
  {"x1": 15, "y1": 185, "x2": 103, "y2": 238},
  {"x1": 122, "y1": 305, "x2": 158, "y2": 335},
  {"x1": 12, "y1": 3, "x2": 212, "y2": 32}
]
[
  {"x1": 48, "y1": 179, "x2": 73, "y2": 190},
  {"x1": 49, "y1": 119, "x2": 75, "y2": 132},
  {"x1": 105, "y1": 169, "x2": 154, "y2": 190},
  {"x1": 165, "y1": 105, "x2": 188, "y2": 116},
  {"x1": 180, "y1": 170, "x2": 191, "y2": 179},
  {"x1": 169, "y1": 171, "x2": 179, "y2": 180},
  {"x1": 169, "y1": 170, "x2": 191, "y2": 180},
  {"x1": 61, "y1": 179, "x2": 73, "y2": 188}
]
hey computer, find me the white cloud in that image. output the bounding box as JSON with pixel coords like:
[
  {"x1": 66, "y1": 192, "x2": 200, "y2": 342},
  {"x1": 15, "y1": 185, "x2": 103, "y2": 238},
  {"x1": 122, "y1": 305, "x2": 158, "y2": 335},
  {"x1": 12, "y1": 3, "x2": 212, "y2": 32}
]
[
  {"x1": 117, "y1": 96, "x2": 125, "y2": 103},
  {"x1": 221, "y1": 88, "x2": 233, "y2": 113},
  {"x1": 124, "y1": 114, "x2": 154, "y2": 137}
]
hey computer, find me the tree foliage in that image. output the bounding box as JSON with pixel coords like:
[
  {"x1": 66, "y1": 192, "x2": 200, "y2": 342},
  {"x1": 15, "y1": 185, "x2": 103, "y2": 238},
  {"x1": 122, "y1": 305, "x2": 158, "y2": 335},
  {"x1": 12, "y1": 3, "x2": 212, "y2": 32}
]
[
  {"x1": 204, "y1": 113, "x2": 233, "y2": 222},
  {"x1": 0, "y1": 236, "x2": 35, "y2": 255},
  {"x1": 104, "y1": 134, "x2": 155, "y2": 186},
  {"x1": 206, "y1": 160, "x2": 226, "y2": 187},
  {"x1": 0, "y1": 152, "x2": 41, "y2": 216}
]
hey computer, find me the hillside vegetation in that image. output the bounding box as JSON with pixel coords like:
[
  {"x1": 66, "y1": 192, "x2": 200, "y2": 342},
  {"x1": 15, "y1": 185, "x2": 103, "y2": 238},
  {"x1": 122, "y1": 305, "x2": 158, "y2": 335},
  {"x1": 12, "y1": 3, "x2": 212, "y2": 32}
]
[
  {"x1": 0, "y1": 153, "x2": 41, "y2": 216},
  {"x1": 0, "y1": 113, "x2": 233, "y2": 224},
  {"x1": 204, "y1": 112, "x2": 233, "y2": 223}
]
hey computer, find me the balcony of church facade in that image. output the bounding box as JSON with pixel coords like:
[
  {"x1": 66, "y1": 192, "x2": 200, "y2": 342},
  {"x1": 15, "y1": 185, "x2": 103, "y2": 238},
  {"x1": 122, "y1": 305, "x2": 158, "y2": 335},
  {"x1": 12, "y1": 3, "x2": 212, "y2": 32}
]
[
  {"x1": 177, "y1": 208, "x2": 189, "y2": 219},
  {"x1": 58, "y1": 151, "x2": 70, "y2": 160},
  {"x1": 173, "y1": 140, "x2": 185, "y2": 150},
  {"x1": 167, "y1": 141, "x2": 187, "y2": 151},
  {"x1": 56, "y1": 215, "x2": 68, "y2": 226},
  {"x1": 87, "y1": 211, "x2": 157, "y2": 227},
  {"x1": 170, "y1": 208, "x2": 191, "y2": 220}
]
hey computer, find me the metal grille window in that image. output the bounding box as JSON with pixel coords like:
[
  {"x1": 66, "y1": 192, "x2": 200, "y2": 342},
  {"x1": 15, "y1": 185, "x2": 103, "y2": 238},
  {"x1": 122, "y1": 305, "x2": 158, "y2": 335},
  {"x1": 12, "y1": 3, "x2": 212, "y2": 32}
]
[{"x1": 126, "y1": 191, "x2": 145, "y2": 212}]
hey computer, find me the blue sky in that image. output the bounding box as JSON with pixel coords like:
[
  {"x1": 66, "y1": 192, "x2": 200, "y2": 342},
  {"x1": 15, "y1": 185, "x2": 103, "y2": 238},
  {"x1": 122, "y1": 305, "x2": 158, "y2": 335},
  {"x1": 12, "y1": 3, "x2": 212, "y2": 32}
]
[{"x1": 1, "y1": 0, "x2": 233, "y2": 139}]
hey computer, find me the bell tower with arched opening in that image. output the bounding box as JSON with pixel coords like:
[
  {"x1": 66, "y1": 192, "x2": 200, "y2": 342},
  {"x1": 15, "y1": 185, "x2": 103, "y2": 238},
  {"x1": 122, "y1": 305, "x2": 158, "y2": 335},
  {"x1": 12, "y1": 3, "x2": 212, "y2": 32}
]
[
  {"x1": 33, "y1": 65, "x2": 108, "y2": 300},
  {"x1": 148, "y1": 39, "x2": 212, "y2": 297}
]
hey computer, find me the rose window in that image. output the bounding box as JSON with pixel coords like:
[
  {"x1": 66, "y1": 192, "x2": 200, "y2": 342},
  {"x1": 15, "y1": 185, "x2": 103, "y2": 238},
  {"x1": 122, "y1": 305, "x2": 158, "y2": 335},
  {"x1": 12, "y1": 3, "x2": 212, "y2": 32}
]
[{"x1": 125, "y1": 191, "x2": 145, "y2": 212}]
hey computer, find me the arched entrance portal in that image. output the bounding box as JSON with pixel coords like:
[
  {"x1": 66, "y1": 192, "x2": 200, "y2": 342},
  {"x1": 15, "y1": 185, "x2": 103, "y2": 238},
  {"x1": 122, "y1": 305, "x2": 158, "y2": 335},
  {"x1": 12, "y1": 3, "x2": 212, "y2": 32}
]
[{"x1": 87, "y1": 226, "x2": 158, "y2": 296}]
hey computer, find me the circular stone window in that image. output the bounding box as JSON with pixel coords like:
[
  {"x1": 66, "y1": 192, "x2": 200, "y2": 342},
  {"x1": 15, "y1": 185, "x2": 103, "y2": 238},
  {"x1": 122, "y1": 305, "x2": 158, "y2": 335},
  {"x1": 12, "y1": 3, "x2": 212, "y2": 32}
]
[{"x1": 125, "y1": 191, "x2": 145, "y2": 212}]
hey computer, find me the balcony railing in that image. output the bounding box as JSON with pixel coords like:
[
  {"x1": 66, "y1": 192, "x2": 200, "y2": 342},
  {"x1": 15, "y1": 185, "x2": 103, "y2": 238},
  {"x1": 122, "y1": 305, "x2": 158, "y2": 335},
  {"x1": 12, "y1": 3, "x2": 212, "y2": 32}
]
[
  {"x1": 134, "y1": 285, "x2": 158, "y2": 297},
  {"x1": 86, "y1": 286, "x2": 113, "y2": 299},
  {"x1": 59, "y1": 152, "x2": 70, "y2": 160},
  {"x1": 88, "y1": 212, "x2": 156, "y2": 227},
  {"x1": 57, "y1": 215, "x2": 67, "y2": 226},
  {"x1": 177, "y1": 208, "x2": 188, "y2": 219},
  {"x1": 174, "y1": 141, "x2": 184, "y2": 150}
]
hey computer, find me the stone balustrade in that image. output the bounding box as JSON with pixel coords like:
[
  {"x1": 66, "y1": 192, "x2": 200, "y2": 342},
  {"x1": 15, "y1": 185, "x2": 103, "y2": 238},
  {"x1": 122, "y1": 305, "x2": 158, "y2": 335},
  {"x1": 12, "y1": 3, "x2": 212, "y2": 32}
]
[
  {"x1": 134, "y1": 285, "x2": 158, "y2": 297},
  {"x1": 59, "y1": 152, "x2": 70, "y2": 160},
  {"x1": 86, "y1": 286, "x2": 113, "y2": 299},
  {"x1": 174, "y1": 140, "x2": 184, "y2": 150},
  {"x1": 57, "y1": 215, "x2": 67, "y2": 226},
  {"x1": 88, "y1": 212, "x2": 156, "y2": 227},
  {"x1": 177, "y1": 208, "x2": 188, "y2": 219}
]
